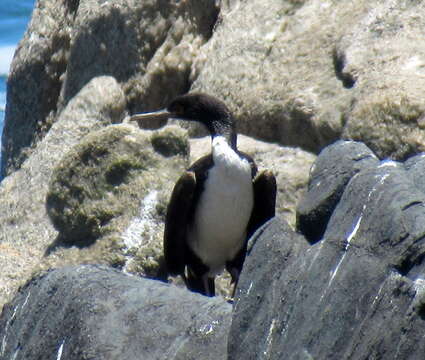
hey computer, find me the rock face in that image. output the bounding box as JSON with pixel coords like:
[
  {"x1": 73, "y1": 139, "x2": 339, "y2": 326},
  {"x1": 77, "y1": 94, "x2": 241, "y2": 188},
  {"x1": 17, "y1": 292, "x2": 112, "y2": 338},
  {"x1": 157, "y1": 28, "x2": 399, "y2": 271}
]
[
  {"x1": 2, "y1": 0, "x2": 218, "y2": 176},
  {"x1": 0, "y1": 75, "x2": 190, "y2": 310},
  {"x1": 5, "y1": 0, "x2": 425, "y2": 176},
  {"x1": 2, "y1": 140, "x2": 425, "y2": 358},
  {"x1": 296, "y1": 140, "x2": 379, "y2": 243},
  {"x1": 229, "y1": 141, "x2": 425, "y2": 359},
  {"x1": 0, "y1": 76, "x2": 126, "y2": 309},
  {"x1": 193, "y1": 0, "x2": 425, "y2": 159},
  {"x1": 0, "y1": 265, "x2": 231, "y2": 360}
]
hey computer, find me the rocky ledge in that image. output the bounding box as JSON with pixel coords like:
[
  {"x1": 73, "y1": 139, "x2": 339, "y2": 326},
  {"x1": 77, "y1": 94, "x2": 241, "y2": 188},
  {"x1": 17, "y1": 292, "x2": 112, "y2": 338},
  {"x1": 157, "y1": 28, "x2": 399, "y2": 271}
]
[
  {"x1": 0, "y1": 265, "x2": 231, "y2": 360},
  {"x1": 2, "y1": 140, "x2": 425, "y2": 359}
]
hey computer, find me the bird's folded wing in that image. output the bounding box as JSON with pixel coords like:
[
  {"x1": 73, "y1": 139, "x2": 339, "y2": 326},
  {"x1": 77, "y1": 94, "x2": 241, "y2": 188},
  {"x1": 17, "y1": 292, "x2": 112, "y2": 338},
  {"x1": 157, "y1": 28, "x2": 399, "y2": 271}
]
[
  {"x1": 163, "y1": 171, "x2": 196, "y2": 275},
  {"x1": 247, "y1": 170, "x2": 277, "y2": 238}
]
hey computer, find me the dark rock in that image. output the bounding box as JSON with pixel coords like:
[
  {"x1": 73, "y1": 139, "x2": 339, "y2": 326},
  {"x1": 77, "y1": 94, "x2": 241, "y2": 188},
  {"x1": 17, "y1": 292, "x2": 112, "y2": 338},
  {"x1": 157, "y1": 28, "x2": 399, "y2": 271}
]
[
  {"x1": 229, "y1": 217, "x2": 309, "y2": 360},
  {"x1": 404, "y1": 153, "x2": 425, "y2": 194},
  {"x1": 229, "y1": 149, "x2": 425, "y2": 360},
  {"x1": 0, "y1": 265, "x2": 231, "y2": 360},
  {"x1": 297, "y1": 140, "x2": 379, "y2": 243}
]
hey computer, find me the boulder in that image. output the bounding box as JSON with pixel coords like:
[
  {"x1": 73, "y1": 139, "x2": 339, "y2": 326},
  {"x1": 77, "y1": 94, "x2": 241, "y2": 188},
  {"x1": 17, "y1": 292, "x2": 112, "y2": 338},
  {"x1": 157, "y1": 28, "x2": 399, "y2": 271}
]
[
  {"x1": 0, "y1": 265, "x2": 231, "y2": 360},
  {"x1": 0, "y1": 76, "x2": 125, "y2": 310},
  {"x1": 296, "y1": 140, "x2": 379, "y2": 243},
  {"x1": 193, "y1": 0, "x2": 425, "y2": 159},
  {"x1": 229, "y1": 143, "x2": 425, "y2": 359},
  {"x1": 2, "y1": 0, "x2": 78, "y2": 176},
  {"x1": 46, "y1": 123, "x2": 188, "y2": 278},
  {"x1": 2, "y1": 0, "x2": 218, "y2": 176}
]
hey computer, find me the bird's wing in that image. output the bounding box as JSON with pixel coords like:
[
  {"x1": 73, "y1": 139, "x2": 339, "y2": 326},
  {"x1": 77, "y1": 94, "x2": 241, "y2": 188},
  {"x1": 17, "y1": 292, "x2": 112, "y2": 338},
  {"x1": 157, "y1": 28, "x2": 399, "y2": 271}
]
[
  {"x1": 247, "y1": 169, "x2": 277, "y2": 238},
  {"x1": 163, "y1": 171, "x2": 196, "y2": 276}
]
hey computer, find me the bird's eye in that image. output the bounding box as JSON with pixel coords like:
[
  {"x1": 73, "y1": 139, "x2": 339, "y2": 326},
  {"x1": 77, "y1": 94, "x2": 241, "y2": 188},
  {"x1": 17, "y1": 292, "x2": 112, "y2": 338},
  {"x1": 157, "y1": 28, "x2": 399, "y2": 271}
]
[{"x1": 172, "y1": 103, "x2": 185, "y2": 115}]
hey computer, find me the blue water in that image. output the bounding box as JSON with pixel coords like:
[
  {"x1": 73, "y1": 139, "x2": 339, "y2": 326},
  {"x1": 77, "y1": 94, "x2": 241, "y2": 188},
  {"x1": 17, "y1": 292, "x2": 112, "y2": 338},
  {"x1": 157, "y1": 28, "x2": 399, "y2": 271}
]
[{"x1": 0, "y1": 0, "x2": 35, "y2": 168}]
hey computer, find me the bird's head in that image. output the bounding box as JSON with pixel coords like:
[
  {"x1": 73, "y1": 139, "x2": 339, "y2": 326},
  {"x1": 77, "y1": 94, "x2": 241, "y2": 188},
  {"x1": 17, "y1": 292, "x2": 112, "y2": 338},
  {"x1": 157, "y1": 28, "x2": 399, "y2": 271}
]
[{"x1": 130, "y1": 93, "x2": 234, "y2": 137}]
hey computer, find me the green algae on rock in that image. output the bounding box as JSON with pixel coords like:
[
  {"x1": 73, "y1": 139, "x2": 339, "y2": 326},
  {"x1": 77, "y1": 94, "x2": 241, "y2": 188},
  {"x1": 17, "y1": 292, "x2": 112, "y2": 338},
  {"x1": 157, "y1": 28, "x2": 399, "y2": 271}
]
[{"x1": 45, "y1": 124, "x2": 188, "y2": 278}]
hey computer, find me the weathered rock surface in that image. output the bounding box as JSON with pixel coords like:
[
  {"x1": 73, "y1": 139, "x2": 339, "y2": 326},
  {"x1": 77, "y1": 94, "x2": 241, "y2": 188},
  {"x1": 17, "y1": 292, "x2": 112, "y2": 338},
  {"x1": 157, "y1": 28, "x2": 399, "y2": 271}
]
[
  {"x1": 3, "y1": 0, "x2": 425, "y2": 357},
  {"x1": 2, "y1": 0, "x2": 218, "y2": 176},
  {"x1": 46, "y1": 123, "x2": 188, "y2": 277},
  {"x1": 2, "y1": 141, "x2": 425, "y2": 359},
  {"x1": 193, "y1": 0, "x2": 425, "y2": 159},
  {"x1": 6, "y1": 0, "x2": 425, "y2": 176},
  {"x1": 0, "y1": 265, "x2": 231, "y2": 360},
  {"x1": 0, "y1": 76, "x2": 125, "y2": 310},
  {"x1": 229, "y1": 142, "x2": 425, "y2": 360},
  {"x1": 0, "y1": 75, "x2": 191, "y2": 310},
  {"x1": 297, "y1": 140, "x2": 379, "y2": 243}
]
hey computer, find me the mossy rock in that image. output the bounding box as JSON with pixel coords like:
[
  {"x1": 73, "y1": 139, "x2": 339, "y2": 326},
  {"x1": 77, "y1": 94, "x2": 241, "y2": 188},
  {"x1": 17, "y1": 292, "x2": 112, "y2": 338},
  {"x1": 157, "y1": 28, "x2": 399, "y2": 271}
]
[
  {"x1": 46, "y1": 124, "x2": 188, "y2": 250},
  {"x1": 347, "y1": 95, "x2": 425, "y2": 160},
  {"x1": 150, "y1": 125, "x2": 189, "y2": 157}
]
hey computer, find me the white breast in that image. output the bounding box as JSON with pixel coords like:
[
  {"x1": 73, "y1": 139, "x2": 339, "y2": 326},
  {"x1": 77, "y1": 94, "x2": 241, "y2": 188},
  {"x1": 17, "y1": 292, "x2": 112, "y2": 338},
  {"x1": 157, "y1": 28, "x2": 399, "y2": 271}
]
[{"x1": 188, "y1": 136, "x2": 254, "y2": 276}]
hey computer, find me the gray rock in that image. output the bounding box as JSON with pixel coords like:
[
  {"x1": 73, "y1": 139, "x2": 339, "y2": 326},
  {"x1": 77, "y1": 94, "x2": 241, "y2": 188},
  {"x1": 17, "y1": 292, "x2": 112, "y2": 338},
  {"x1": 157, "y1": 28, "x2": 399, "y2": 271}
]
[
  {"x1": 193, "y1": 0, "x2": 425, "y2": 160},
  {"x1": 229, "y1": 217, "x2": 309, "y2": 360},
  {"x1": 0, "y1": 265, "x2": 231, "y2": 360},
  {"x1": 337, "y1": 1, "x2": 425, "y2": 160},
  {"x1": 229, "y1": 148, "x2": 425, "y2": 359},
  {"x1": 2, "y1": 0, "x2": 218, "y2": 176},
  {"x1": 0, "y1": 76, "x2": 125, "y2": 310},
  {"x1": 404, "y1": 153, "x2": 425, "y2": 194},
  {"x1": 297, "y1": 140, "x2": 379, "y2": 243},
  {"x1": 46, "y1": 123, "x2": 188, "y2": 278},
  {"x1": 2, "y1": 0, "x2": 78, "y2": 176}
]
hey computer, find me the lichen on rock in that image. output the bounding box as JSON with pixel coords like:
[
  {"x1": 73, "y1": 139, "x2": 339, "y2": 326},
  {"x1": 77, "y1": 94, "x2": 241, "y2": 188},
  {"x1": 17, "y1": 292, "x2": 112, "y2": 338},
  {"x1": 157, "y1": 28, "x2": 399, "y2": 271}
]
[
  {"x1": 150, "y1": 125, "x2": 189, "y2": 157},
  {"x1": 46, "y1": 124, "x2": 189, "y2": 278}
]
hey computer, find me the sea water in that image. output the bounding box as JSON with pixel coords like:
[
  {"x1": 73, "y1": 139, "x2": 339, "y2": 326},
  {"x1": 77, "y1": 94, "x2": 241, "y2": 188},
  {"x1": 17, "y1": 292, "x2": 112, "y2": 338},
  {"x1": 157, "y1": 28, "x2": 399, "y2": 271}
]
[{"x1": 0, "y1": 0, "x2": 34, "y2": 170}]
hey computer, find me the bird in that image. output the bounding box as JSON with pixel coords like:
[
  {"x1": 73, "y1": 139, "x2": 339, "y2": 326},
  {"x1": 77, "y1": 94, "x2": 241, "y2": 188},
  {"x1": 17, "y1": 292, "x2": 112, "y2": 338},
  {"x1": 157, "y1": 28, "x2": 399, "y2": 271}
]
[{"x1": 130, "y1": 93, "x2": 276, "y2": 297}]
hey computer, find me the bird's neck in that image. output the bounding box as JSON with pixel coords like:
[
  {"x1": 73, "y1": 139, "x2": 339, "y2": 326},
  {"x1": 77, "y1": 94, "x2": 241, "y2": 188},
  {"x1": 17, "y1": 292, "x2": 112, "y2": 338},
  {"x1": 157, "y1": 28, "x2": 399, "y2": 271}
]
[
  {"x1": 211, "y1": 135, "x2": 242, "y2": 167},
  {"x1": 210, "y1": 118, "x2": 237, "y2": 151}
]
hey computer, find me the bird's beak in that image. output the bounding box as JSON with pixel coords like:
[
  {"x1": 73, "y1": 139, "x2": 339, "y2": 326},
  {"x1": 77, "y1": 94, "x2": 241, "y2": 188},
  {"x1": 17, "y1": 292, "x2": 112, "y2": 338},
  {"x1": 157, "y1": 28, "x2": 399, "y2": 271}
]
[{"x1": 129, "y1": 109, "x2": 171, "y2": 126}]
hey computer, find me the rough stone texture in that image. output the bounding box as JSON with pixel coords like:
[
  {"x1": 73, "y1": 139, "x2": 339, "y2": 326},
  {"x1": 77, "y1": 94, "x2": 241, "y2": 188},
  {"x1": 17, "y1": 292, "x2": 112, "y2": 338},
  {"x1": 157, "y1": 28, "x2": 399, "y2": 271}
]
[
  {"x1": 193, "y1": 0, "x2": 425, "y2": 159},
  {"x1": 403, "y1": 153, "x2": 425, "y2": 193},
  {"x1": 0, "y1": 76, "x2": 125, "y2": 310},
  {"x1": 2, "y1": 0, "x2": 78, "y2": 176},
  {"x1": 6, "y1": 0, "x2": 425, "y2": 176},
  {"x1": 0, "y1": 265, "x2": 231, "y2": 360},
  {"x1": 229, "y1": 144, "x2": 425, "y2": 360},
  {"x1": 2, "y1": 0, "x2": 218, "y2": 176},
  {"x1": 46, "y1": 123, "x2": 188, "y2": 278},
  {"x1": 337, "y1": 2, "x2": 425, "y2": 160},
  {"x1": 297, "y1": 140, "x2": 379, "y2": 243},
  {"x1": 190, "y1": 135, "x2": 315, "y2": 228}
]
